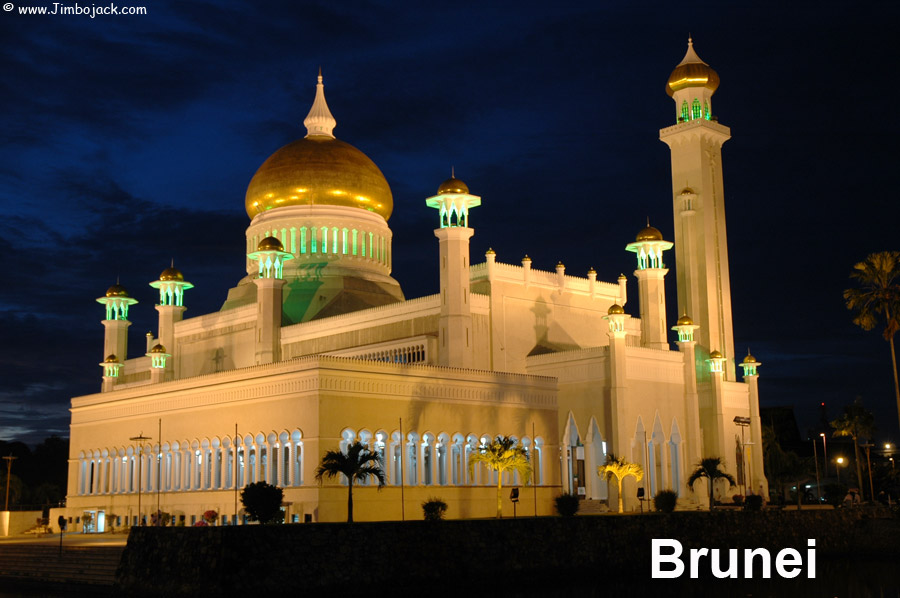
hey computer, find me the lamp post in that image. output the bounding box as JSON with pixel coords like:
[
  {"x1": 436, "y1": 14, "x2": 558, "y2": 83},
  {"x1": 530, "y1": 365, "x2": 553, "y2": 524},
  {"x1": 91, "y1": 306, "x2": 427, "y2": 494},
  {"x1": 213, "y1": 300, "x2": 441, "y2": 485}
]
[
  {"x1": 836, "y1": 457, "x2": 845, "y2": 484},
  {"x1": 861, "y1": 443, "x2": 875, "y2": 502},
  {"x1": 3, "y1": 455, "x2": 17, "y2": 511},
  {"x1": 820, "y1": 433, "x2": 828, "y2": 478},
  {"x1": 812, "y1": 437, "x2": 821, "y2": 501},
  {"x1": 734, "y1": 417, "x2": 751, "y2": 496},
  {"x1": 129, "y1": 433, "x2": 152, "y2": 526}
]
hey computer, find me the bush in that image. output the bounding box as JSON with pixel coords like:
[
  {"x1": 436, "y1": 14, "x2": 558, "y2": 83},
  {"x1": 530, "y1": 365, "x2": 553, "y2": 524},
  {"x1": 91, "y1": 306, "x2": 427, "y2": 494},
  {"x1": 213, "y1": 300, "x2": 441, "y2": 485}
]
[
  {"x1": 654, "y1": 489, "x2": 678, "y2": 513},
  {"x1": 732, "y1": 494, "x2": 744, "y2": 506},
  {"x1": 422, "y1": 498, "x2": 448, "y2": 521},
  {"x1": 240, "y1": 482, "x2": 285, "y2": 524},
  {"x1": 555, "y1": 493, "x2": 580, "y2": 517},
  {"x1": 744, "y1": 494, "x2": 763, "y2": 511},
  {"x1": 202, "y1": 510, "x2": 218, "y2": 525}
]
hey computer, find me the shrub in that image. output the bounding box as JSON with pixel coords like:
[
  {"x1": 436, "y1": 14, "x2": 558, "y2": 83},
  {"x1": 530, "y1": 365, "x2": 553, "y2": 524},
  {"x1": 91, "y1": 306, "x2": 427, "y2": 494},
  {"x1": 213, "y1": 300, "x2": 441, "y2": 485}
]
[
  {"x1": 555, "y1": 492, "x2": 580, "y2": 517},
  {"x1": 654, "y1": 489, "x2": 678, "y2": 513},
  {"x1": 202, "y1": 510, "x2": 218, "y2": 525},
  {"x1": 732, "y1": 494, "x2": 744, "y2": 506},
  {"x1": 744, "y1": 494, "x2": 763, "y2": 511},
  {"x1": 422, "y1": 498, "x2": 448, "y2": 521},
  {"x1": 240, "y1": 481, "x2": 285, "y2": 524}
]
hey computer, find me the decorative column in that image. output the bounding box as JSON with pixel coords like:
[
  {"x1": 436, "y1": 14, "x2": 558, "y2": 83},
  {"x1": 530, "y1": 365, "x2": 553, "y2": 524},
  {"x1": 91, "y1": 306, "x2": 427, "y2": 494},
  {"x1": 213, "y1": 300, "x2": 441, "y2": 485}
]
[
  {"x1": 150, "y1": 265, "x2": 192, "y2": 379},
  {"x1": 740, "y1": 352, "x2": 768, "y2": 497},
  {"x1": 247, "y1": 237, "x2": 293, "y2": 365},
  {"x1": 96, "y1": 283, "x2": 137, "y2": 389},
  {"x1": 426, "y1": 174, "x2": 481, "y2": 368},
  {"x1": 604, "y1": 304, "x2": 631, "y2": 509},
  {"x1": 625, "y1": 224, "x2": 673, "y2": 350},
  {"x1": 672, "y1": 314, "x2": 705, "y2": 503},
  {"x1": 707, "y1": 350, "x2": 728, "y2": 464}
]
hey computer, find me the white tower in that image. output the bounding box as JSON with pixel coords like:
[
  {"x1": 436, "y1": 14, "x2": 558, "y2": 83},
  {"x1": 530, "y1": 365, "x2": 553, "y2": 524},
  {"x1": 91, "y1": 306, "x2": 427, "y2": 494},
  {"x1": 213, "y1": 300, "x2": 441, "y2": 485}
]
[
  {"x1": 426, "y1": 174, "x2": 481, "y2": 368},
  {"x1": 149, "y1": 264, "x2": 192, "y2": 380},
  {"x1": 248, "y1": 236, "x2": 293, "y2": 365},
  {"x1": 96, "y1": 282, "x2": 137, "y2": 390},
  {"x1": 625, "y1": 223, "x2": 673, "y2": 350},
  {"x1": 659, "y1": 38, "x2": 737, "y2": 379}
]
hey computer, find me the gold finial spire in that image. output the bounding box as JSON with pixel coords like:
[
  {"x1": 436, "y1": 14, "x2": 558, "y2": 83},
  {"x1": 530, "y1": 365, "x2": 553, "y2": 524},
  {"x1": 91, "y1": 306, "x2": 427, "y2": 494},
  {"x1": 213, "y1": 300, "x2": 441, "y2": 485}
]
[{"x1": 304, "y1": 69, "x2": 336, "y2": 138}]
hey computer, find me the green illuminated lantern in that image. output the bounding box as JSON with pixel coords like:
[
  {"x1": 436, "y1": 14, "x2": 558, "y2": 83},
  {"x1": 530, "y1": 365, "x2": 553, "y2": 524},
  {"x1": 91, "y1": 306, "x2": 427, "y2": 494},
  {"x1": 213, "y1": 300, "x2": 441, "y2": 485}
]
[
  {"x1": 96, "y1": 283, "x2": 138, "y2": 321},
  {"x1": 247, "y1": 236, "x2": 294, "y2": 279},
  {"x1": 150, "y1": 265, "x2": 193, "y2": 307}
]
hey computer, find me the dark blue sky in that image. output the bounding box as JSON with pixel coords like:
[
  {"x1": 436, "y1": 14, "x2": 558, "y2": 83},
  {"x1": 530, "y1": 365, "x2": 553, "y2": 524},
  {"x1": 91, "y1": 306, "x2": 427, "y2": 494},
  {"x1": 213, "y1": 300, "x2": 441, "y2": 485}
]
[{"x1": 1, "y1": 1, "x2": 899, "y2": 446}]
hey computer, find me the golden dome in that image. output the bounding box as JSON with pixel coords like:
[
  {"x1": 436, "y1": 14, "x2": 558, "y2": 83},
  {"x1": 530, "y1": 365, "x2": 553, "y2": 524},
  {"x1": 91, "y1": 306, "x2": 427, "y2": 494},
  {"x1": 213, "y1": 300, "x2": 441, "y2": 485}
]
[
  {"x1": 743, "y1": 353, "x2": 757, "y2": 363},
  {"x1": 257, "y1": 236, "x2": 284, "y2": 252},
  {"x1": 105, "y1": 284, "x2": 130, "y2": 298},
  {"x1": 159, "y1": 267, "x2": 183, "y2": 282},
  {"x1": 485, "y1": 248, "x2": 496, "y2": 255},
  {"x1": 104, "y1": 354, "x2": 118, "y2": 363},
  {"x1": 709, "y1": 350, "x2": 724, "y2": 359},
  {"x1": 676, "y1": 314, "x2": 694, "y2": 326},
  {"x1": 150, "y1": 344, "x2": 167, "y2": 354},
  {"x1": 666, "y1": 39, "x2": 720, "y2": 97},
  {"x1": 636, "y1": 225, "x2": 663, "y2": 242},
  {"x1": 245, "y1": 136, "x2": 393, "y2": 221},
  {"x1": 608, "y1": 303, "x2": 625, "y2": 315},
  {"x1": 680, "y1": 187, "x2": 695, "y2": 195},
  {"x1": 438, "y1": 176, "x2": 469, "y2": 195}
]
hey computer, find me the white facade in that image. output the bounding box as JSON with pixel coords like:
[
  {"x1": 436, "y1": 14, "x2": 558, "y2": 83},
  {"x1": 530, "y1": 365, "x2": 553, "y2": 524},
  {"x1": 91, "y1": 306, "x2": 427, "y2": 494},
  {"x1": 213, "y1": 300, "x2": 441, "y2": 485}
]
[{"x1": 63, "y1": 41, "x2": 767, "y2": 526}]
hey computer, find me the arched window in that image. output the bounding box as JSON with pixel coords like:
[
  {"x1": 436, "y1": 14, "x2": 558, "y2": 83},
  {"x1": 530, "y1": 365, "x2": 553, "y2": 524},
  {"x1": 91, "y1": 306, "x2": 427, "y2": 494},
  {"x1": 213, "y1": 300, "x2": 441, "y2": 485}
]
[
  {"x1": 681, "y1": 100, "x2": 689, "y2": 122},
  {"x1": 352, "y1": 229, "x2": 358, "y2": 255},
  {"x1": 421, "y1": 434, "x2": 434, "y2": 486},
  {"x1": 321, "y1": 227, "x2": 328, "y2": 254},
  {"x1": 406, "y1": 432, "x2": 419, "y2": 485},
  {"x1": 389, "y1": 431, "x2": 402, "y2": 485},
  {"x1": 292, "y1": 430, "x2": 303, "y2": 486},
  {"x1": 691, "y1": 98, "x2": 702, "y2": 120},
  {"x1": 300, "y1": 227, "x2": 307, "y2": 254},
  {"x1": 704, "y1": 100, "x2": 710, "y2": 120}
]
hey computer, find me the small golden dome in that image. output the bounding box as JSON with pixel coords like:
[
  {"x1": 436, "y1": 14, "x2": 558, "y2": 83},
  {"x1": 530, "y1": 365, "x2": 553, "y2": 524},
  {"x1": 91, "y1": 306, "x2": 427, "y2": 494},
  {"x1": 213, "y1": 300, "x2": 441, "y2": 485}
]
[
  {"x1": 608, "y1": 303, "x2": 625, "y2": 315},
  {"x1": 588, "y1": 267, "x2": 596, "y2": 274},
  {"x1": 680, "y1": 187, "x2": 695, "y2": 195},
  {"x1": 150, "y1": 344, "x2": 167, "y2": 354},
  {"x1": 676, "y1": 314, "x2": 694, "y2": 326},
  {"x1": 666, "y1": 39, "x2": 720, "y2": 97},
  {"x1": 105, "y1": 284, "x2": 130, "y2": 298},
  {"x1": 159, "y1": 267, "x2": 183, "y2": 282},
  {"x1": 438, "y1": 176, "x2": 469, "y2": 195},
  {"x1": 257, "y1": 236, "x2": 284, "y2": 252},
  {"x1": 522, "y1": 255, "x2": 532, "y2": 262},
  {"x1": 636, "y1": 225, "x2": 664, "y2": 242},
  {"x1": 245, "y1": 136, "x2": 393, "y2": 221},
  {"x1": 486, "y1": 248, "x2": 496, "y2": 255},
  {"x1": 557, "y1": 261, "x2": 565, "y2": 268},
  {"x1": 104, "y1": 354, "x2": 118, "y2": 363},
  {"x1": 743, "y1": 353, "x2": 757, "y2": 364},
  {"x1": 709, "y1": 350, "x2": 724, "y2": 359}
]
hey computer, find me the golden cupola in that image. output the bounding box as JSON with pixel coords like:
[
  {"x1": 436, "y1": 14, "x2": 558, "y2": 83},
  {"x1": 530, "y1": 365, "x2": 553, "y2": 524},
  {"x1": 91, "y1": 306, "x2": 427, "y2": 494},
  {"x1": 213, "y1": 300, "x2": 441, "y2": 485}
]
[
  {"x1": 244, "y1": 71, "x2": 393, "y2": 221},
  {"x1": 666, "y1": 37, "x2": 720, "y2": 97}
]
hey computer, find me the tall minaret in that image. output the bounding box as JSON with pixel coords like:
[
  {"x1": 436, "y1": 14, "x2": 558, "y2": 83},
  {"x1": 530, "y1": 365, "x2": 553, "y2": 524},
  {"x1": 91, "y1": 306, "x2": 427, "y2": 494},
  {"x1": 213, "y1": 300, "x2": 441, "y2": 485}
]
[
  {"x1": 149, "y1": 264, "x2": 192, "y2": 380},
  {"x1": 96, "y1": 282, "x2": 137, "y2": 378},
  {"x1": 659, "y1": 38, "x2": 737, "y2": 379},
  {"x1": 247, "y1": 236, "x2": 293, "y2": 365},
  {"x1": 625, "y1": 223, "x2": 673, "y2": 350},
  {"x1": 426, "y1": 173, "x2": 481, "y2": 368}
]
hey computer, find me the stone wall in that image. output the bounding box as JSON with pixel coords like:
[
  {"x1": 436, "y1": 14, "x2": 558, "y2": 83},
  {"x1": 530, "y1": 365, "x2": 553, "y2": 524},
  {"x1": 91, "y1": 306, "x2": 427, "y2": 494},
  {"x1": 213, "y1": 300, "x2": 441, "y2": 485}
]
[
  {"x1": 0, "y1": 510, "x2": 43, "y2": 536},
  {"x1": 116, "y1": 510, "x2": 900, "y2": 595}
]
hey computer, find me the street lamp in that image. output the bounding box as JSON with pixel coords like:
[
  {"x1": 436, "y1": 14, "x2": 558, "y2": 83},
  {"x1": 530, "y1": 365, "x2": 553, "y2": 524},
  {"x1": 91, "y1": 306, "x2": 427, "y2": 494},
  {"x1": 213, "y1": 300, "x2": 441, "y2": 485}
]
[
  {"x1": 129, "y1": 433, "x2": 152, "y2": 526},
  {"x1": 820, "y1": 433, "x2": 828, "y2": 478},
  {"x1": 861, "y1": 442, "x2": 875, "y2": 502},
  {"x1": 836, "y1": 457, "x2": 845, "y2": 484},
  {"x1": 3, "y1": 455, "x2": 18, "y2": 511},
  {"x1": 734, "y1": 416, "x2": 751, "y2": 496},
  {"x1": 812, "y1": 437, "x2": 821, "y2": 501}
]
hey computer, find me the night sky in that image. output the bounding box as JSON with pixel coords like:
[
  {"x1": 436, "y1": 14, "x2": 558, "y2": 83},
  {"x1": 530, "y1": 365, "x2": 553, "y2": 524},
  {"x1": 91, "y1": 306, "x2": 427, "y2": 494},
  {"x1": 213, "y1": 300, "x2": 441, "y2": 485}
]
[{"x1": 2, "y1": 1, "x2": 899, "y2": 447}]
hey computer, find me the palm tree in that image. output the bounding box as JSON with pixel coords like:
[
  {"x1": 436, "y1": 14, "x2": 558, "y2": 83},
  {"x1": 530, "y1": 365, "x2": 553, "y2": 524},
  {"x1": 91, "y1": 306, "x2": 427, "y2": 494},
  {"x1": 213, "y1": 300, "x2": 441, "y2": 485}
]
[
  {"x1": 688, "y1": 457, "x2": 735, "y2": 510},
  {"x1": 315, "y1": 441, "x2": 385, "y2": 522},
  {"x1": 831, "y1": 397, "x2": 876, "y2": 499},
  {"x1": 467, "y1": 436, "x2": 532, "y2": 518},
  {"x1": 597, "y1": 454, "x2": 644, "y2": 513},
  {"x1": 844, "y1": 251, "x2": 900, "y2": 429}
]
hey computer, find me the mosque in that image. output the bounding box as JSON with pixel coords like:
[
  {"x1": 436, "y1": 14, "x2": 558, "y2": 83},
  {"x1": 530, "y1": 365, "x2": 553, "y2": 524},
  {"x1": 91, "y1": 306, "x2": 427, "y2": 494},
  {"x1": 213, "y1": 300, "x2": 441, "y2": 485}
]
[{"x1": 59, "y1": 40, "x2": 767, "y2": 527}]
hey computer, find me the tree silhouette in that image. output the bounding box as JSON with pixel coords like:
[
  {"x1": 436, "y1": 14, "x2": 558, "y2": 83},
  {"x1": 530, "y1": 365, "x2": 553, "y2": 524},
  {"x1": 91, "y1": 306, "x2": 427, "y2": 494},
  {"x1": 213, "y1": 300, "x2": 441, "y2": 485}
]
[
  {"x1": 315, "y1": 441, "x2": 385, "y2": 522},
  {"x1": 687, "y1": 457, "x2": 735, "y2": 509},
  {"x1": 844, "y1": 251, "x2": 900, "y2": 428},
  {"x1": 240, "y1": 481, "x2": 284, "y2": 524},
  {"x1": 831, "y1": 397, "x2": 876, "y2": 499}
]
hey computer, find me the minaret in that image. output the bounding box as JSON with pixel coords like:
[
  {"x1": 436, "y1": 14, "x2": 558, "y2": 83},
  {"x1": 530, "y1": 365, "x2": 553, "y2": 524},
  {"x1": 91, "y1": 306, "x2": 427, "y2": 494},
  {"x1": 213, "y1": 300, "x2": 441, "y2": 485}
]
[
  {"x1": 146, "y1": 344, "x2": 171, "y2": 384},
  {"x1": 706, "y1": 349, "x2": 728, "y2": 463},
  {"x1": 660, "y1": 38, "x2": 737, "y2": 379},
  {"x1": 603, "y1": 303, "x2": 631, "y2": 509},
  {"x1": 426, "y1": 173, "x2": 481, "y2": 368},
  {"x1": 149, "y1": 264, "x2": 192, "y2": 380},
  {"x1": 247, "y1": 236, "x2": 293, "y2": 365},
  {"x1": 739, "y1": 351, "x2": 767, "y2": 497},
  {"x1": 625, "y1": 223, "x2": 673, "y2": 350},
  {"x1": 96, "y1": 282, "x2": 137, "y2": 387}
]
